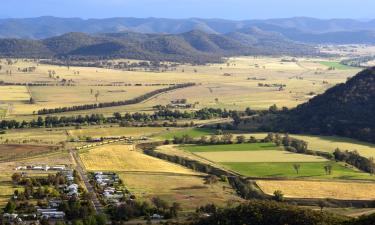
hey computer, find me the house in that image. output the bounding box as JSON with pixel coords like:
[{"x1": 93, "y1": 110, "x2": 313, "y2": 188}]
[
  {"x1": 50, "y1": 165, "x2": 65, "y2": 171},
  {"x1": 48, "y1": 200, "x2": 63, "y2": 208},
  {"x1": 151, "y1": 214, "x2": 164, "y2": 220}
]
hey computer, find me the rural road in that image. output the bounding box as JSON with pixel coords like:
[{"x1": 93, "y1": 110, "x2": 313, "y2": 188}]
[{"x1": 70, "y1": 150, "x2": 104, "y2": 214}]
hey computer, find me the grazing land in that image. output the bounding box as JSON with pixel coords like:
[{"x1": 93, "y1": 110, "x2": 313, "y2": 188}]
[
  {"x1": 257, "y1": 180, "x2": 375, "y2": 200},
  {"x1": 247, "y1": 133, "x2": 375, "y2": 158},
  {"x1": 79, "y1": 144, "x2": 198, "y2": 174},
  {"x1": 157, "y1": 128, "x2": 215, "y2": 140},
  {"x1": 223, "y1": 162, "x2": 374, "y2": 179},
  {"x1": 68, "y1": 126, "x2": 168, "y2": 139},
  {"x1": 182, "y1": 142, "x2": 282, "y2": 152},
  {"x1": 0, "y1": 144, "x2": 58, "y2": 161},
  {"x1": 197, "y1": 150, "x2": 328, "y2": 163},
  {"x1": 120, "y1": 172, "x2": 242, "y2": 212},
  {"x1": 79, "y1": 144, "x2": 241, "y2": 212},
  {"x1": 319, "y1": 61, "x2": 356, "y2": 70},
  {"x1": 0, "y1": 56, "x2": 361, "y2": 120}
]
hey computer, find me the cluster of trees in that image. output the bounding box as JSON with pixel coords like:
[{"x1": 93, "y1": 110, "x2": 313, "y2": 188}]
[
  {"x1": 58, "y1": 199, "x2": 97, "y2": 221},
  {"x1": 11, "y1": 173, "x2": 66, "y2": 200},
  {"x1": 108, "y1": 197, "x2": 181, "y2": 222},
  {"x1": 192, "y1": 200, "x2": 346, "y2": 225},
  {"x1": 37, "y1": 83, "x2": 196, "y2": 115},
  {"x1": 333, "y1": 149, "x2": 375, "y2": 174}
]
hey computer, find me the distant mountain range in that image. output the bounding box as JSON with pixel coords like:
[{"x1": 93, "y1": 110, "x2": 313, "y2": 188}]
[
  {"x1": 0, "y1": 30, "x2": 315, "y2": 63},
  {"x1": 1, "y1": 16, "x2": 375, "y2": 44}
]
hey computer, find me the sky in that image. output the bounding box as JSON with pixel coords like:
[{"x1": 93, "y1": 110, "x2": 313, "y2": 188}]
[{"x1": 1, "y1": 0, "x2": 374, "y2": 20}]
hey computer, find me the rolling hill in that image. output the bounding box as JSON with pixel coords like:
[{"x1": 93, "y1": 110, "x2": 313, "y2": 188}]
[
  {"x1": 0, "y1": 30, "x2": 317, "y2": 63},
  {"x1": 239, "y1": 67, "x2": 375, "y2": 143},
  {"x1": 1, "y1": 16, "x2": 375, "y2": 44}
]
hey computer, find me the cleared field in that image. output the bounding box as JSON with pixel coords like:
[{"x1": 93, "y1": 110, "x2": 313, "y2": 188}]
[
  {"x1": 120, "y1": 172, "x2": 241, "y2": 211},
  {"x1": 257, "y1": 180, "x2": 375, "y2": 200},
  {"x1": 2, "y1": 56, "x2": 361, "y2": 120},
  {"x1": 157, "y1": 128, "x2": 215, "y2": 140},
  {"x1": 196, "y1": 150, "x2": 328, "y2": 163},
  {"x1": 319, "y1": 61, "x2": 357, "y2": 70},
  {"x1": 247, "y1": 133, "x2": 375, "y2": 159},
  {"x1": 0, "y1": 144, "x2": 58, "y2": 161},
  {"x1": 0, "y1": 86, "x2": 30, "y2": 101},
  {"x1": 182, "y1": 143, "x2": 280, "y2": 152},
  {"x1": 28, "y1": 85, "x2": 162, "y2": 112},
  {"x1": 80, "y1": 144, "x2": 197, "y2": 174},
  {"x1": 69, "y1": 126, "x2": 167, "y2": 138},
  {"x1": 0, "y1": 128, "x2": 68, "y2": 145},
  {"x1": 223, "y1": 162, "x2": 374, "y2": 179}
]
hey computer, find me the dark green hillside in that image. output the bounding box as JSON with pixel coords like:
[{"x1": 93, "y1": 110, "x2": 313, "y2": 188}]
[{"x1": 239, "y1": 67, "x2": 375, "y2": 143}]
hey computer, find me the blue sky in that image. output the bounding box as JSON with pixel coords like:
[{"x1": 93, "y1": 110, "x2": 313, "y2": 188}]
[{"x1": 1, "y1": 0, "x2": 374, "y2": 20}]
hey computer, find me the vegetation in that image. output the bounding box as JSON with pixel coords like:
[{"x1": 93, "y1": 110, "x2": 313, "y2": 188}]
[
  {"x1": 193, "y1": 200, "x2": 346, "y2": 225},
  {"x1": 239, "y1": 68, "x2": 375, "y2": 144}
]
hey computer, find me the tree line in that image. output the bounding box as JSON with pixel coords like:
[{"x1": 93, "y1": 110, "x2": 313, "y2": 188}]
[{"x1": 37, "y1": 83, "x2": 196, "y2": 115}]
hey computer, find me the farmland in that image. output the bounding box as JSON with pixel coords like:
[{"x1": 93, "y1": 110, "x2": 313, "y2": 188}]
[
  {"x1": 177, "y1": 142, "x2": 375, "y2": 180},
  {"x1": 319, "y1": 61, "x2": 356, "y2": 70},
  {"x1": 0, "y1": 54, "x2": 373, "y2": 221},
  {"x1": 257, "y1": 180, "x2": 375, "y2": 200},
  {"x1": 68, "y1": 126, "x2": 168, "y2": 139},
  {"x1": 246, "y1": 133, "x2": 375, "y2": 158},
  {"x1": 80, "y1": 144, "x2": 198, "y2": 174},
  {"x1": 224, "y1": 162, "x2": 374, "y2": 179},
  {"x1": 0, "y1": 56, "x2": 361, "y2": 120},
  {"x1": 79, "y1": 144, "x2": 242, "y2": 211}
]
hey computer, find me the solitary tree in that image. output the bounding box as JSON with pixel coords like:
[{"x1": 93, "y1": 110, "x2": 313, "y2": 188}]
[
  {"x1": 273, "y1": 190, "x2": 284, "y2": 202},
  {"x1": 293, "y1": 164, "x2": 301, "y2": 174},
  {"x1": 324, "y1": 164, "x2": 333, "y2": 175},
  {"x1": 95, "y1": 91, "x2": 100, "y2": 102}
]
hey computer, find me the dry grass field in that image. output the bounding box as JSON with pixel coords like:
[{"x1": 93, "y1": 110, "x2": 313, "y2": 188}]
[
  {"x1": 0, "y1": 56, "x2": 361, "y2": 119},
  {"x1": 0, "y1": 128, "x2": 69, "y2": 145},
  {"x1": 257, "y1": 180, "x2": 375, "y2": 200},
  {"x1": 195, "y1": 150, "x2": 329, "y2": 163},
  {"x1": 68, "y1": 126, "x2": 168, "y2": 138},
  {"x1": 79, "y1": 144, "x2": 198, "y2": 174},
  {"x1": 120, "y1": 172, "x2": 242, "y2": 212}
]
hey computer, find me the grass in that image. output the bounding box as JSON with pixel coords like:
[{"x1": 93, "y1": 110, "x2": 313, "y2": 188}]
[
  {"x1": 0, "y1": 144, "x2": 58, "y2": 161},
  {"x1": 181, "y1": 143, "x2": 279, "y2": 152},
  {"x1": 1, "y1": 56, "x2": 357, "y2": 120},
  {"x1": 69, "y1": 126, "x2": 167, "y2": 138},
  {"x1": 319, "y1": 61, "x2": 356, "y2": 70},
  {"x1": 257, "y1": 180, "x2": 375, "y2": 200},
  {"x1": 195, "y1": 150, "x2": 328, "y2": 163},
  {"x1": 79, "y1": 144, "x2": 197, "y2": 174},
  {"x1": 119, "y1": 172, "x2": 242, "y2": 212},
  {"x1": 247, "y1": 133, "x2": 375, "y2": 159},
  {"x1": 157, "y1": 128, "x2": 215, "y2": 140},
  {"x1": 222, "y1": 162, "x2": 374, "y2": 180}
]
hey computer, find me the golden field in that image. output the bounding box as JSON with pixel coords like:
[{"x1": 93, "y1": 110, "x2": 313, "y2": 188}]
[
  {"x1": 257, "y1": 180, "x2": 375, "y2": 200},
  {"x1": 79, "y1": 144, "x2": 198, "y2": 174}
]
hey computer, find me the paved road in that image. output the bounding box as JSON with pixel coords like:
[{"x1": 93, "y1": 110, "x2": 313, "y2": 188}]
[{"x1": 70, "y1": 150, "x2": 104, "y2": 214}]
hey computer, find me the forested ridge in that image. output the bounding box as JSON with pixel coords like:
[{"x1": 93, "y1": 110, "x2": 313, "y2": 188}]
[{"x1": 238, "y1": 67, "x2": 375, "y2": 143}]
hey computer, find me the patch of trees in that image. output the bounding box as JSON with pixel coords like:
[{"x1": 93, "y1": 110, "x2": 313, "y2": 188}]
[
  {"x1": 333, "y1": 149, "x2": 375, "y2": 174},
  {"x1": 37, "y1": 83, "x2": 196, "y2": 114},
  {"x1": 108, "y1": 197, "x2": 181, "y2": 222},
  {"x1": 192, "y1": 200, "x2": 346, "y2": 225}
]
